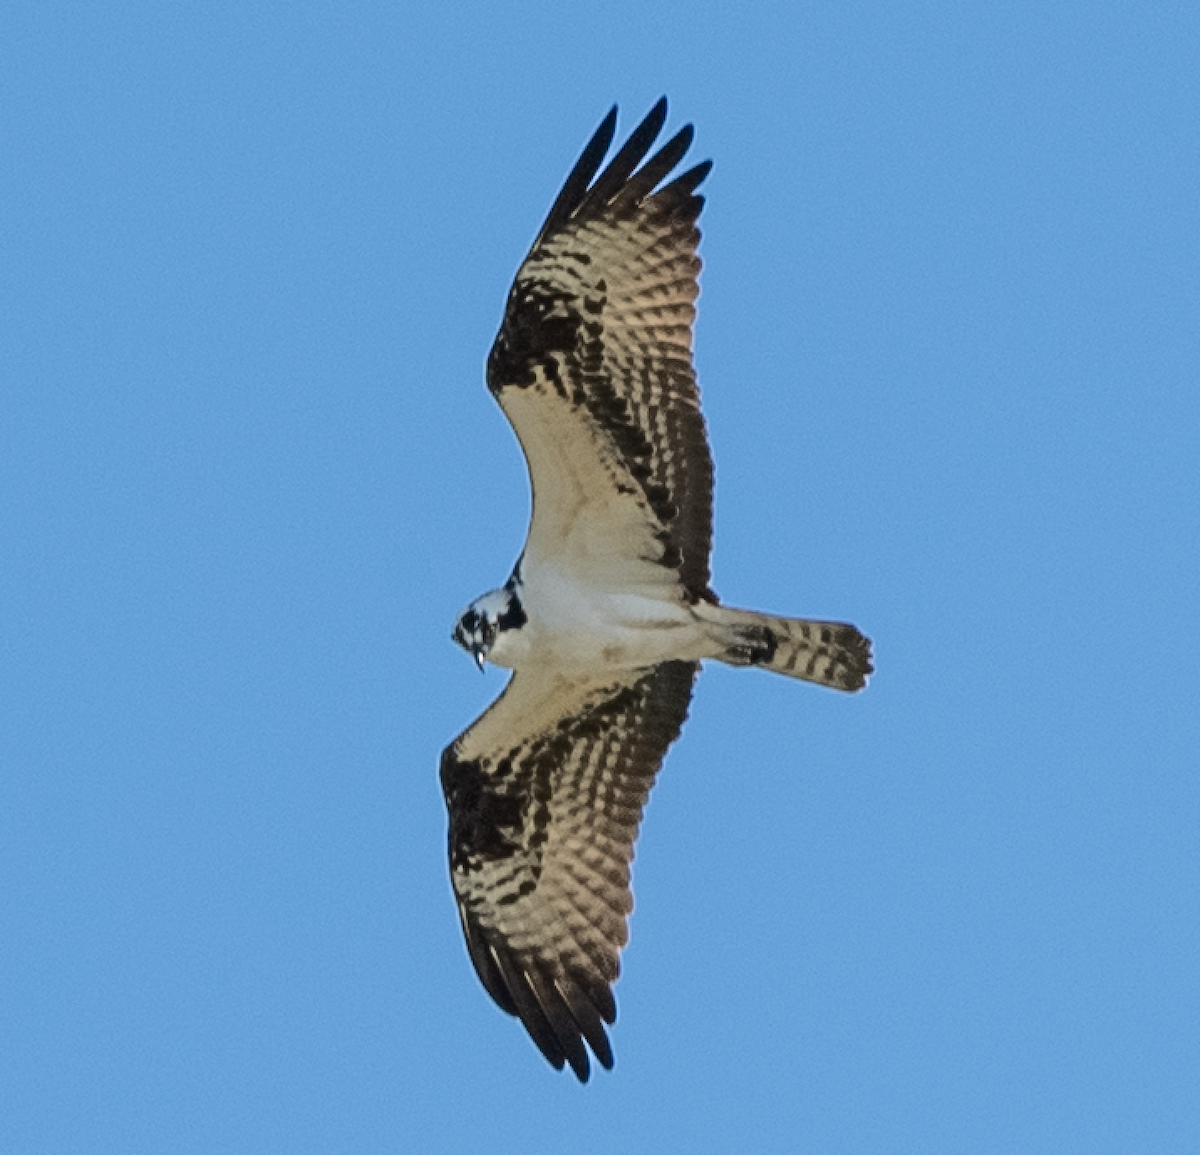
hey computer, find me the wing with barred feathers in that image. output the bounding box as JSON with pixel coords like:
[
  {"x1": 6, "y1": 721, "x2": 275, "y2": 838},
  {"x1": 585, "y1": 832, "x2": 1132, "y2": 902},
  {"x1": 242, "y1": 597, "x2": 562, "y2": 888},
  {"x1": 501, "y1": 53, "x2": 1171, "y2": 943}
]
[
  {"x1": 487, "y1": 99, "x2": 716, "y2": 603},
  {"x1": 439, "y1": 660, "x2": 697, "y2": 1081}
]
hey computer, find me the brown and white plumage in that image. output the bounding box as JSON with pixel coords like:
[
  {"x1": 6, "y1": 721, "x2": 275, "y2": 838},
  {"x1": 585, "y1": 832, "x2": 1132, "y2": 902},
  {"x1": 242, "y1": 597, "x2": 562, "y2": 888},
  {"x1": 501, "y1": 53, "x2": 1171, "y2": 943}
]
[
  {"x1": 488, "y1": 99, "x2": 714, "y2": 603},
  {"x1": 443, "y1": 99, "x2": 873, "y2": 1081},
  {"x1": 440, "y1": 660, "x2": 696, "y2": 1078}
]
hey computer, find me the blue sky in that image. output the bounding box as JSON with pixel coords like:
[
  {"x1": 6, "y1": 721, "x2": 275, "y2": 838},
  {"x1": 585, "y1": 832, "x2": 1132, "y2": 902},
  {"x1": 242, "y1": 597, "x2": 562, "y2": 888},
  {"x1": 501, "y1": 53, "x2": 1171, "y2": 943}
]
[{"x1": 4, "y1": 3, "x2": 1198, "y2": 1152}]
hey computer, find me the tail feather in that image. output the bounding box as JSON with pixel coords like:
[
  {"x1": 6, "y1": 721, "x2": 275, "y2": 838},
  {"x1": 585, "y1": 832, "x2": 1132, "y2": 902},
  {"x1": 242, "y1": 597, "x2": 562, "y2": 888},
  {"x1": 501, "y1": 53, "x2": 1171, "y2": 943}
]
[{"x1": 695, "y1": 604, "x2": 873, "y2": 692}]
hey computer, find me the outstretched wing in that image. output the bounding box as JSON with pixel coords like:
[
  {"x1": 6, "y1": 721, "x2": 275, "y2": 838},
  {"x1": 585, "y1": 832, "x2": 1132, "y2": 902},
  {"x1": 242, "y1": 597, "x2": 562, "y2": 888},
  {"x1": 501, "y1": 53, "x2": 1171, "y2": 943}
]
[
  {"x1": 488, "y1": 99, "x2": 716, "y2": 603},
  {"x1": 439, "y1": 660, "x2": 698, "y2": 1080}
]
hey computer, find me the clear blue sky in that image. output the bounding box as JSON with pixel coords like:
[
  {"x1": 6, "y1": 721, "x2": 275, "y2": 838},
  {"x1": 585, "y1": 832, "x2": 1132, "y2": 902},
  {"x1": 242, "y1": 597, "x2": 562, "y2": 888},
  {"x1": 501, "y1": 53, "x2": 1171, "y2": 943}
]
[{"x1": 4, "y1": 3, "x2": 1197, "y2": 1152}]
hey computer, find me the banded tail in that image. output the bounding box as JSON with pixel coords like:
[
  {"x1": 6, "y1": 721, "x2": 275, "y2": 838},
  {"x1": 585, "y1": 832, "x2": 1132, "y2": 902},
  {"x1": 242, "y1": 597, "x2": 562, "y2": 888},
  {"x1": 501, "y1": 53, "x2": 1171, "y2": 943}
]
[{"x1": 694, "y1": 603, "x2": 873, "y2": 692}]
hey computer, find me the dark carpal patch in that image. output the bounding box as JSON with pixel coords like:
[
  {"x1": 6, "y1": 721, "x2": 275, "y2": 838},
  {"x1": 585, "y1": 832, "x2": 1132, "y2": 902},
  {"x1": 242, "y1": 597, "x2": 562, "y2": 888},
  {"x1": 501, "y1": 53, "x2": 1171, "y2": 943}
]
[
  {"x1": 440, "y1": 749, "x2": 525, "y2": 873},
  {"x1": 488, "y1": 279, "x2": 581, "y2": 393}
]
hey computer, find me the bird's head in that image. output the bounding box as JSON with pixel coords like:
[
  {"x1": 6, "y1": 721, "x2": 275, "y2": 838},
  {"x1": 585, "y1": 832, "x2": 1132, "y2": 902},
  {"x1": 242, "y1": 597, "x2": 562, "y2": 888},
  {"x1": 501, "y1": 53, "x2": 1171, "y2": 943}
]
[{"x1": 451, "y1": 586, "x2": 527, "y2": 670}]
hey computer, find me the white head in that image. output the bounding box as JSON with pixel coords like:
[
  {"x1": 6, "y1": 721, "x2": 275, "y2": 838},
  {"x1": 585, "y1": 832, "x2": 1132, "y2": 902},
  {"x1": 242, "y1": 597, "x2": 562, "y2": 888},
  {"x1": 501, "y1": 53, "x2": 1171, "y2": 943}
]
[{"x1": 451, "y1": 585, "x2": 527, "y2": 670}]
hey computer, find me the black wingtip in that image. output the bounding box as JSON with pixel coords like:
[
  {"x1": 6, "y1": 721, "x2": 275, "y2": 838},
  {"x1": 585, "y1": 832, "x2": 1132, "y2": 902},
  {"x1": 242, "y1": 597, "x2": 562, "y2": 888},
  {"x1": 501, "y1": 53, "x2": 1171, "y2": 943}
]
[
  {"x1": 533, "y1": 104, "x2": 619, "y2": 246},
  {"x1": 534, "y1": 97, "x2": 707, "y2": 247},
  {"x1": 597, "y1": 104, "x2": 619, "y2": 146},
  {"x1": 577, "y1": 99, "x2": 671, "y2": 215}
]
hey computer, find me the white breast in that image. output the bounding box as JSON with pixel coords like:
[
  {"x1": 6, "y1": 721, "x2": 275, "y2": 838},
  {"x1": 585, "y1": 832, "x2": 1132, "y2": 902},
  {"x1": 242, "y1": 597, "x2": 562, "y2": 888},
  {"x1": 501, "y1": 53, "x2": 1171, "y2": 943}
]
[{"x1": 490, "y1": 559, "x2": 702, "y2": 673}]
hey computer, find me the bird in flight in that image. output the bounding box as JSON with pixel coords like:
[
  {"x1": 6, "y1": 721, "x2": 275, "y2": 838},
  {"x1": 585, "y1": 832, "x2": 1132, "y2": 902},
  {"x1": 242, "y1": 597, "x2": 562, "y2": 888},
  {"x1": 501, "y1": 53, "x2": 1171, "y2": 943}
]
[{"x1": 441, "y1": 98, "x2": 872, "y2": 1081}]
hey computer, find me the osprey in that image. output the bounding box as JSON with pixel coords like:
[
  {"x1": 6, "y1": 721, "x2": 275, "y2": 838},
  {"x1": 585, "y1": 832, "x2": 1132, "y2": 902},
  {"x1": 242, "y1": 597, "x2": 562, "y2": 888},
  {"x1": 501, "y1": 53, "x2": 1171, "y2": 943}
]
[{"x1": 442, "y1": 99, "x2": 872, "y2": 1081}]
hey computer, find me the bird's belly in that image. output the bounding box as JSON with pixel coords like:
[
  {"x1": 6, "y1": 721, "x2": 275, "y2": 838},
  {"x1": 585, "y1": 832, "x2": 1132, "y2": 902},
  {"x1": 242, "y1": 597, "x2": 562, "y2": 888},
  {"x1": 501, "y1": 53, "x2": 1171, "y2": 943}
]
[{"x1": 494, "y1": 567, "x2": 701, "y2": 672}]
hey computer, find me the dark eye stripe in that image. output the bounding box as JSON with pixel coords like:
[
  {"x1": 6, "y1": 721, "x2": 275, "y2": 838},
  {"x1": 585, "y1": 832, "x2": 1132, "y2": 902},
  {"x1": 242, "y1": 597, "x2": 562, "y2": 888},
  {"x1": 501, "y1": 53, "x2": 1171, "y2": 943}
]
[{"x1": 497, "y1": 597, "x2": 527, "y2": 632}]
